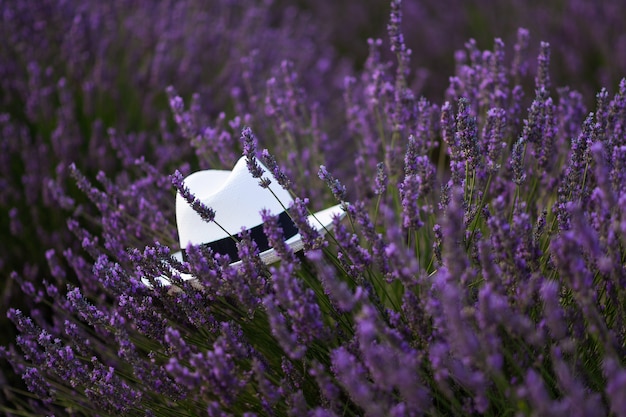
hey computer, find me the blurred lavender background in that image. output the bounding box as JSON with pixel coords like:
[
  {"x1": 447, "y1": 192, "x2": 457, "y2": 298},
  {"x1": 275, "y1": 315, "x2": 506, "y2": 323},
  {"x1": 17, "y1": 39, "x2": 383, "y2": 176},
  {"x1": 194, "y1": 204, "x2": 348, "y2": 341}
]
[
  {"x1": 1, "y1": 0, "x2": 625, "y2": 412},
  {"x1": 303, "y1": 0, "x2": 626, "y2": 100}
]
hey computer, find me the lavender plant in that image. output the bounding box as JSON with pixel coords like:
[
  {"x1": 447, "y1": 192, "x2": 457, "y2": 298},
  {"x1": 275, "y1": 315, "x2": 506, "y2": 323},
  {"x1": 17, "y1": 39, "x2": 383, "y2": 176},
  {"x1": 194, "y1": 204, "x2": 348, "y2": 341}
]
[
  {"x1": 2, "y1": 0, "x2": 626, "y2": 416},
  {"x1": 301, "y1": 0, "x2": 626, "y2": 101},
  {"x1": 0, "y1": 0, "x2": 347, "y2": 364}
]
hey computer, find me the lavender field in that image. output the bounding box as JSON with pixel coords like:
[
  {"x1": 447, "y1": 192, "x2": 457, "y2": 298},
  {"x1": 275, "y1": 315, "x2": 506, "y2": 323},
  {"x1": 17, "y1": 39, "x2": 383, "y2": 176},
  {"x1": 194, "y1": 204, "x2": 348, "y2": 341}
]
[{"x1": 1, "y1": 0, "x2": 625, "y2": 415}]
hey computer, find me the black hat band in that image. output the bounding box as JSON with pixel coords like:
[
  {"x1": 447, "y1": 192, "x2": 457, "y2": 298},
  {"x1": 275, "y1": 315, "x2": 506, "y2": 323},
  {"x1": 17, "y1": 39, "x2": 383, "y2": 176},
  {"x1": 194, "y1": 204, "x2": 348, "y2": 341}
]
[{"x1": 181, "y1": 210, "x2": 298, "y2": 263}]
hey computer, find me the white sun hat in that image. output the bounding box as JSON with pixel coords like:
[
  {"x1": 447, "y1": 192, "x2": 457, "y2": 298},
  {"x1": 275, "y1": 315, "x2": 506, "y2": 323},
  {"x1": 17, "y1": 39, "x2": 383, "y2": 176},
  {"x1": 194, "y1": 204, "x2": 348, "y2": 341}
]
[{"x1": 147, "y1": 156, "x2": 345, "y2": 286}]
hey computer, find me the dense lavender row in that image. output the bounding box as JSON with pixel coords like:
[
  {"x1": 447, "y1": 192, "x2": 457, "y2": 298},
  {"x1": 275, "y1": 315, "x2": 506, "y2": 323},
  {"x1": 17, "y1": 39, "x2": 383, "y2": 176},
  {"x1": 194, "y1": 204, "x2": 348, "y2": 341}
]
[
  {"x1": 0, "y1": 0, "x2": 348, "y2": 349},
  {"x1": 302, "y1": 0, "x2": 626, "y2": 101},
  {"x1": 2, "y1": 0, "x2": 626, "y2": 415}
]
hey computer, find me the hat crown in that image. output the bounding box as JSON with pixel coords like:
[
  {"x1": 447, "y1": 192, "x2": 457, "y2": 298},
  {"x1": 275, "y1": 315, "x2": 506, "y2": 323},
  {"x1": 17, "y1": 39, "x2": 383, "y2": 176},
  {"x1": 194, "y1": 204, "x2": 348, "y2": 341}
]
[{"x1": 176, "y1": 157, "x2": 293, "y2": 249}]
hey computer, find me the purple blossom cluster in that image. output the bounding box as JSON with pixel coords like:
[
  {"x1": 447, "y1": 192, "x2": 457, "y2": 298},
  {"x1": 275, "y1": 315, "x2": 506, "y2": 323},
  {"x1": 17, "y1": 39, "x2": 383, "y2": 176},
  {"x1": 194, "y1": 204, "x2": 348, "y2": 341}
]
[
  {"x1": 0, "y1": 0, "x2": 347, "y2": 298},
  {"x1": 0, "y1": 0, "x2": 348, "y2": 381},
  {"x1": 301, "y1": 0, "x2": 626, "y2": 102},
  {"x1": 2, "y1": 0, "x2": 626, "y2": 416}
]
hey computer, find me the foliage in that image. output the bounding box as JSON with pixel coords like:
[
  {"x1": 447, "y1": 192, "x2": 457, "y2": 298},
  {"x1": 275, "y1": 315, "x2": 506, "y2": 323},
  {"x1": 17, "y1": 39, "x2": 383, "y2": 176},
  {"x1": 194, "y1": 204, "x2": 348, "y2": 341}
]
[{"x1": 1, "y1": 0, "x2": 626, "y2": 415}]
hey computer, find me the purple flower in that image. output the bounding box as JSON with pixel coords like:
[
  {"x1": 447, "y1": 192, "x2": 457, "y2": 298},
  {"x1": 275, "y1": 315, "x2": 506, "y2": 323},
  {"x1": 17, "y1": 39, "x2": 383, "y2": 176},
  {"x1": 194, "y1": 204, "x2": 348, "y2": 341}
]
[
  {"x1": 535, "y1": 42, "x2": 551, "y2": 92},
  {"x1": 170, "y1": 170, "x2": 216, "y2": 223},
  {"x1": 318, "y1": 165, "x2": 347, "y2": 203},
  {"x1": 387, "y1": 0, "x2": 411, "y2": 82},
  {"x1": 482, "y1": 107, "x2": 507, "y2": 173},
  {"x1": 22, "y1": 367, "x2": 54, "y2": 404},
  {"x1": 374, "y1": 162, "x2": 388, "y2": 195},
  {"x1": 331, "y1": 346, "x2": 383, "y2": 415},
  {"x1": 441, "y1": 101, "x2": 465, "y2": 186},
  {"x1": 399, "y1": 174, "x2": 424, "y2": 229},
  {"x1": 263, "y1": 292, "x2": 305, "y2": 360},
  {"x1": 456, "y1": 97, "x2": 482, "y2": 171},
  {"x1": 510, "y1": 137, "x2": 527, "y2": 185},
  {"x1": 355, "y1": 305, "x2": 430, "y2": 412},
  {"x1": 260, "y1": 149, "x2": 293, "y2": 191},
  {"x1": 3, "y1": 2, "x2": 626, "y2": 415},
  {"x1": 347, "y1": 201, "x2": 390, "y2": 276},
  {"x1": 261, "y1": 208, "x2": 297, "y2": 264},
  {"x1": 268, "y1": 261, "x2": 327, "y2": 357},
  {"x1": 307, "y1": 249, "x2": 361, "y2": 313},
  {"x1": 289, "y1": 197, "x2": 325, "y2": 251},
  {"x1": 241, "y1": 126, "x2": 268, "y2": 183},
  {"x1": 330, "y1": 215, "x2": 372, "y2": 279},
  {"x1": 604, "y1": 357, "x2": 626, "y2": 417}
]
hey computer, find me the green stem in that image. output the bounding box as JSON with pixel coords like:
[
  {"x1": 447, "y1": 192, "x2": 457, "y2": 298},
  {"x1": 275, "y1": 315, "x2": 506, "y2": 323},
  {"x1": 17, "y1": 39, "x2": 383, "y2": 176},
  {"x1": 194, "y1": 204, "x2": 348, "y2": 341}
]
[{"x1": 465, "y1": 173, "x2": 492, "y2": 250}]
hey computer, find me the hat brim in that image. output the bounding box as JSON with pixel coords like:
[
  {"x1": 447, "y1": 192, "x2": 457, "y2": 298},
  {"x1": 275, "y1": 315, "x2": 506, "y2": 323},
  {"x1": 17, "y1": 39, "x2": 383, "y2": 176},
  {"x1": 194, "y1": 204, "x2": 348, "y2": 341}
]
[{"x1": 144, "y1": 203, "x2": 345, "y2": 287}]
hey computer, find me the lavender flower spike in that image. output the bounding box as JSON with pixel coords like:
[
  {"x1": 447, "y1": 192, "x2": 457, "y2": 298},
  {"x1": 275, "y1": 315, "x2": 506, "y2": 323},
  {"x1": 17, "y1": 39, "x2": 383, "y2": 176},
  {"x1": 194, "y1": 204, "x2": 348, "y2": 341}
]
[
  {"x1": 241, "y1": 126, "x2": 271, "y2": 188},
  {"x1": 261, "y1": 148, "x2": 293, "y2": 191},
  {"x1": 374, "y1": 162, "x2": 388, "y2": 195},
  {"x1": 456, "y1": 97, "x2": 482, "y2": 172},
  {"x1": 171, "y1": 170, "x2": 216, "y2": 223},
  {"x1": 511, "y1": 137, "x2": 527, "y2": 185},
  {"x1": 400, "y1": 174, "x2": 424, "y2": 229},
  {"x1": 318, "y1": 165, "x2": 347, "y2": 203}
]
